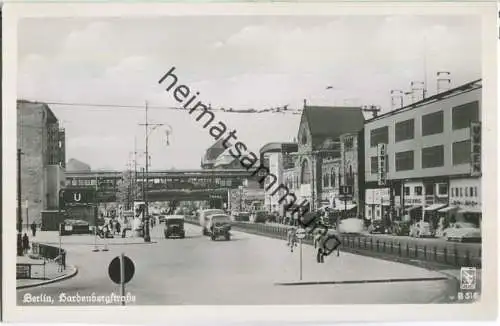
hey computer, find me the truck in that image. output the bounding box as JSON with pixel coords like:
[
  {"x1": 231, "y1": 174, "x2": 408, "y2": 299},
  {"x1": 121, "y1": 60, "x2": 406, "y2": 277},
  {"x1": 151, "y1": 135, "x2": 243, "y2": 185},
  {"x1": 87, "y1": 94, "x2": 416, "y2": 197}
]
[{"x1": 197, "y1": 208, "x2": 225, "y2": 236}]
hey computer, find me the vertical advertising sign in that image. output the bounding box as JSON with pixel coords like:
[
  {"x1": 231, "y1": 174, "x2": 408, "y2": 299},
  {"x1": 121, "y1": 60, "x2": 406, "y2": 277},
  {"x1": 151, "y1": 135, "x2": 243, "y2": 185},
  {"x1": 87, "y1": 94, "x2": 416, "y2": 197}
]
[
  {"x1": 470, "y1": 121, "x2": 481, "y2": 177},
  {"x1": 377, "y1": 143, "x2": 387, "y2": 186}
]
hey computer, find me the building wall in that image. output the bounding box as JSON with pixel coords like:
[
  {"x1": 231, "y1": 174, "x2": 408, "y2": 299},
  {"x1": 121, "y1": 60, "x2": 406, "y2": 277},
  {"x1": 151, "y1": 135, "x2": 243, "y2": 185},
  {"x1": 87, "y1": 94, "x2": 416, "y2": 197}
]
[
  {"x1": 18, "y1": 100, "x2": 67, "y2": 224},
  {"x1": 364, "y1": 87, "x2": 481, "y2": 182},
  {"x1": 263, "y1": 152, "x2": 283, "y2": 212},
  {"x1": 18, "y1": 101, "x2": 47, "y2": 224}
]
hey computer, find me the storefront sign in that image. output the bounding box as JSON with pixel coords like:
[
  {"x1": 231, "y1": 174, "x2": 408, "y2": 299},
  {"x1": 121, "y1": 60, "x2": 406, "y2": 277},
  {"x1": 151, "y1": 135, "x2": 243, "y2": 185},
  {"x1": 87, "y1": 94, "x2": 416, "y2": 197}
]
[
  {"x1": 404, "y1": 196, "x2": 423, "y2": 205},
  {"x1": 470, "y1": 121, "x2": 481, "y2": 177},
  {"x1": 377, "y1": 144, "x2": 387, "y2": 186}
]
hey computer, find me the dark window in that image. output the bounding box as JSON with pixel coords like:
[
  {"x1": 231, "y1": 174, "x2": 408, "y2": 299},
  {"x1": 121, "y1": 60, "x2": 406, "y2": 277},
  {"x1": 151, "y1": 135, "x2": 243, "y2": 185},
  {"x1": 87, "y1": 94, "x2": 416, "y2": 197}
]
[
  {"x1": 370, "y1": 126, "x2": 389, "y2": 147},
  {"x1": 422, "y1": 145, "x2": 444, "y2": 169},
  {"x1": 415, "y1": 186, "x2": 423, "y2": 196},
  {"x1": 370, "y1": 156, "x2": 388, "y2": 174},
  {"x1": 452, "y1": 140, "x2": 471, "y2": 165},
  {"x1": 470, "y1": 187, "x2": 474, "y2": 197},
  {"x1": 395, "y1": 119, "x2": 415, "y2": 142},
  {"x1": 422, "y1": 111, "x2": 444, "y2": 136},
  {"x1": 395, "y1": 151, "x2": 414, "y2": 171},
  {"x1": 323, "y1": 173, "x2": 329, "y2": 187},
  {"x1": 425, "y1": 184, "x2": 434, "y2": 195},
  {"x1": 330, "y1": 169, "x2": 336, "y2": 187},
  {"x1": 452, "y1": 101, "x2": 479, "y2": 130},
  {"x1": 404, "y1": 187, "x2": 410, "y2": 196},
  {"x1": 438, "y1": 184, "x2": 448, "y2": 195}
]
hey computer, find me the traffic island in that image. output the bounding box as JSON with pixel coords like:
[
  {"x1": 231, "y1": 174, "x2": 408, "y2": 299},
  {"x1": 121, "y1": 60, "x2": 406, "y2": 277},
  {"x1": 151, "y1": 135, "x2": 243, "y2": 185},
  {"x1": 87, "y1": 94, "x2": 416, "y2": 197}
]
[{"x1": 16, "y1": 256, "x2": 78, "y2": 290}]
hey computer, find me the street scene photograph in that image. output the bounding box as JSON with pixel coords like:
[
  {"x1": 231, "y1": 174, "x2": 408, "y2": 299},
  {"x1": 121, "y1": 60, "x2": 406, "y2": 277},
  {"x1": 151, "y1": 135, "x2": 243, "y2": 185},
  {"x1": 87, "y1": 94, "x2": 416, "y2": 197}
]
[{"x1": 10, "y1": 10, "x2": 489, "y2": 310}]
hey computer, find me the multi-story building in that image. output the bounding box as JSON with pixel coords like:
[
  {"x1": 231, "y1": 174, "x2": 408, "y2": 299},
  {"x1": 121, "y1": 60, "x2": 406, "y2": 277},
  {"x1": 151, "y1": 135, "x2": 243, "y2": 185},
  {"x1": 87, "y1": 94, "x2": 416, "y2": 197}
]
[
  {"x1": 363, "y1": 79, "x2": 482, "y2": 230},
  {"x1": 17, "y1": 100, "x2": 66, "y2": 225},
  {"x1": 291, "y1": 105, "x2": 365, "y2": 214},
  {"x1": 259, "y1": 142, "x2": 298, "y2": 214},
  {"x1": 201, "y1": 139, "x2": 227, "y2": 169}
]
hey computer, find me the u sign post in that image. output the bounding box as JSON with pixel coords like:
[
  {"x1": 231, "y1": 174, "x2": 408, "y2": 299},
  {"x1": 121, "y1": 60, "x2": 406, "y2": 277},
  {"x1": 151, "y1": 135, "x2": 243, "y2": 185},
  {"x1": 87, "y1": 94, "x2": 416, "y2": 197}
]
[
  {"x1": 108, "y1": 254, "x2": 135, "y2": 305},
  {"x1": 296, "y1": 228, "x2": 306, "y2": 281}
]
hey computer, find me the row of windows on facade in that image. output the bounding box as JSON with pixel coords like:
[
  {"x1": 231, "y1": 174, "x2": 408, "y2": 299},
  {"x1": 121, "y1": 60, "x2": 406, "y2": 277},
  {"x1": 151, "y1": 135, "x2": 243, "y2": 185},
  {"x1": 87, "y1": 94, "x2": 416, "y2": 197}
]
[
  {"x1": 68, "y1": 178, "x2": 235, "y2": 187},
  {"x1": 370, "y1": 101, "x2": 479, "y2": 147},
  {"x1": 398, "y1": 184, "x2": 478, "y2": 199},
  {"x1": 370, "y1": 140, "x2": 472, "y2": 173},
  {"x1": 282, "y1": 160, "x2": 356, "y2": 190}
]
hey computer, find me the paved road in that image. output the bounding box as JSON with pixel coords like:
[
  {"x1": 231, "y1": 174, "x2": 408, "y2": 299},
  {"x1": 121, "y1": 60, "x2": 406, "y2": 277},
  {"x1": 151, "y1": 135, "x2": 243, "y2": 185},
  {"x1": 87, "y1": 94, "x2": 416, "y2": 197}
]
[{"x1": 18, "y1": 224, "x2": 457, "y2": 305}]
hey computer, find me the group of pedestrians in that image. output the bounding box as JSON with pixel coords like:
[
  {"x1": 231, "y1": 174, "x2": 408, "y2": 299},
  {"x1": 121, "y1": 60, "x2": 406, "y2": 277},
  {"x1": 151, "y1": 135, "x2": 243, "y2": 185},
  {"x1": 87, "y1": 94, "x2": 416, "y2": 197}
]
[{"x1": 285, "y1": 214, "x2": 342, "y2": 264}]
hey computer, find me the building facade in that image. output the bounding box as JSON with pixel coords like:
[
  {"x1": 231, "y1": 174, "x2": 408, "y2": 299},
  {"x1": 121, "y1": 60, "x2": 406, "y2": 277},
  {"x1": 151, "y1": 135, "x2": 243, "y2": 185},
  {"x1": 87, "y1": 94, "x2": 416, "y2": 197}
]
[
  {"x1": 363, "y1": 79, "x2": 482, "y2": 230},
  {"x1": 259, "y1": 142, "x2": 298, "y2": 214},
  {"x1": 292, "y1": 105, "x2": 365, "y2": 215},
  {"x1": 17, "y1": 100, "x2": 66, "y2": 225}
]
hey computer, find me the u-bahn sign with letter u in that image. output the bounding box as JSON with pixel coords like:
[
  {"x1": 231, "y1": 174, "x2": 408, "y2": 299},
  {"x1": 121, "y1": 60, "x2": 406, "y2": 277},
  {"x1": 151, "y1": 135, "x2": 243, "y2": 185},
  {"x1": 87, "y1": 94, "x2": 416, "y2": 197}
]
[{"x1": 59, "y1": 188, "x2": 97, "y2": 208}]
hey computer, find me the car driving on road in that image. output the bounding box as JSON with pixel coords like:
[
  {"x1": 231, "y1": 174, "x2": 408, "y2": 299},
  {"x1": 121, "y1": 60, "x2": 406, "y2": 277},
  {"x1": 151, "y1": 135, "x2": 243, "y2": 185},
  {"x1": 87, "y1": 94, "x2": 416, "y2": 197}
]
[
  {"x1": 198, "y1": 209, "x2": 225, "y2": 235},
  {"x1": 164, "y1": 215, "x2": 185, "y2": 239},
  {"x1": 207, "y1": 214, "x2": 232, "y2": 241}
]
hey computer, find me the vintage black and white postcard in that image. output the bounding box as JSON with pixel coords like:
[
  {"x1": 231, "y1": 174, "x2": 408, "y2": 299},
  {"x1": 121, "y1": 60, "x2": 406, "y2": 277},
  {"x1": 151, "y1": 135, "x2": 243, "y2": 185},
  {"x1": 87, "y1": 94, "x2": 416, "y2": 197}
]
[{"x1": 2, "y1": 1, "x2": 498, "y2": 324}]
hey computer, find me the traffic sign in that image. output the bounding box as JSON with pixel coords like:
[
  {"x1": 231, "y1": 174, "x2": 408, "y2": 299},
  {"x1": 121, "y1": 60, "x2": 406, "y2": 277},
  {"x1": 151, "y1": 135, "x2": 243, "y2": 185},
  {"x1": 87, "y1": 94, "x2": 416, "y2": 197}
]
[
  {"x1": 296, "y1": 228, "x2": 306, "y2": 240},
  {"x1": 108, "y1": 255, "x2": 135, "y2": 285}
]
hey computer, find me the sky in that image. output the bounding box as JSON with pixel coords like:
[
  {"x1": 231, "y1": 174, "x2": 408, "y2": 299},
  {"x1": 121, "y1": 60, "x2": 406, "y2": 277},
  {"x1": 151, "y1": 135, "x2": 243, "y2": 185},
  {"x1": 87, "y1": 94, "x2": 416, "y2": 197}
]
[{"x1": 17, "y1": 15, "x2": 481, "y2": 170}]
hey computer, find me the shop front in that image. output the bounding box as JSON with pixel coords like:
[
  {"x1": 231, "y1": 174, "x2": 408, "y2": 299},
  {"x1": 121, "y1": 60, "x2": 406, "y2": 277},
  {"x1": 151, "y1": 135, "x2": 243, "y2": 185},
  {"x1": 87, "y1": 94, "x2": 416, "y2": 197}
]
[
  {"x1": 365, "y1": 188, "x2": 389, "y2": 221},
  {"x1": 449, "y1": 177, "x2": 482, "y2": 228}
]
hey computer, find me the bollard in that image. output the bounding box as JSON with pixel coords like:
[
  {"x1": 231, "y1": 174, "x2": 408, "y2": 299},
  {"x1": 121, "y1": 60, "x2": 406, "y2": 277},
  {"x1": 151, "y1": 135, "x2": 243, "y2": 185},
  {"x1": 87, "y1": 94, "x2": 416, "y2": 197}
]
[
  {"x1": 390, "y1": 242, "x2": 393, "y2": 254},
  {"x1": 370, "y1": 238, "x2": 373, "y2": 250},
  {"x1": 414, "y1": 244, "x2": 418, "y2": 258},
  {"x1": 364, "y1": 238, "x2": 367, "y2": 249},
  {"x1": 454, "y1": 247, "x2": 459, "y2": 266},
  {"x1": 398, "y1": 243, "x2": 402, "y2": 256},
  {"x1": 434, "y1": 247, "x2": 437, "y2": 261},
  {"x1": 423, "y1": 245, "x2": 427, "y2": 260},
  {"x1": 406, "y1": 243, "x2": 409, "y2": 257},
  {"x1": 358, "y1": 237, "x2": 361, "y2": 248},
  {"x1": 376, "y1": 240, "x2": 379, "y2": 252},
  {"x1": 443, "y1": 247, "x2": 448, "y2": 264},
  {"x1": 383, "y1": 241, "x2": 386, "y2": 252}
]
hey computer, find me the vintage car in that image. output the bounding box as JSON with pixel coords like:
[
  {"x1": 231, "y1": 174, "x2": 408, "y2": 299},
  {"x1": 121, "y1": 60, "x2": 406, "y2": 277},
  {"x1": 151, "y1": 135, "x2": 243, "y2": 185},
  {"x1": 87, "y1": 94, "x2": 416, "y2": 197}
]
[
  {"x1": 250, "y1": 210, "x2": 268, "y2": 223},
  {"x1": 232, "y1": 211, "x2": 250, "y2": 222},
  {"x1": 198, "y1": 209, "x2": 225, "y2": 235},
  {"x1": 164, "y1": 215, "x2": 185, "y2": 239},
  {"x1": 409, "y1": 221, "x2": 433, "y2": 238},
  {"x1": 207, "y1": 214, "x2": 232, "y2": 241},
  {"x1": 338, "y1": 218, "x2": 364, "y2": 234},
  {"x1": 368, "y1": 220, "x2": 390, "y2": 234},
  {"x1": 59, "y1": 219, "x2": 91, "y2": 236},
  {"x1": 392, "y1": 221, "x2": 411, "y2": 236},
  {"x1": 442, "y1": 222, "x2": 481, "y2": 243}
]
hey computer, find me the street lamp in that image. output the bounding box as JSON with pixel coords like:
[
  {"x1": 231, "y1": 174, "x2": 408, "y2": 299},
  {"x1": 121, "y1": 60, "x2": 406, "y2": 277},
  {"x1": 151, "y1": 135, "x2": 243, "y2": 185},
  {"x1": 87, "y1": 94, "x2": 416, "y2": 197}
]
[{"x1": 139, "y1": 101, "x2": 173, "y2": 243}]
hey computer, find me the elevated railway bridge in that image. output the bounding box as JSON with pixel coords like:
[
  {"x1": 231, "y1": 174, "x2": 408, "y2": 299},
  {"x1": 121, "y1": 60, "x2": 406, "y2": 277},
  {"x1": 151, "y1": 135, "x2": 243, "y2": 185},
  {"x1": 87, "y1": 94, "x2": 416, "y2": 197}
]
[{"x1": 64, "y1": 168, "x2": 266, "y2": 203}]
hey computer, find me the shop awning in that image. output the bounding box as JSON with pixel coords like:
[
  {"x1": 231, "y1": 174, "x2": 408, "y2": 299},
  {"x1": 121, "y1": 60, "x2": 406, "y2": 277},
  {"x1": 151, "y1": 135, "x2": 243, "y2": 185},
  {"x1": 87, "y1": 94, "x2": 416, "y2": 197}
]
[
  {"x1": 438, "y1": 206, "x2": 458, "y2": 213},
  {"x1": 424, "y1": 203, "x2": 447, "y2": 211},
  {"x1": 334, "y1": 204, "x2": 357, "y2": 211},
  {"x1": 406, "y1": 206, "x2": 422, "y2": 212},
  {"x1": 458, "y1": 207, "x2": 482, "y2": 214}
]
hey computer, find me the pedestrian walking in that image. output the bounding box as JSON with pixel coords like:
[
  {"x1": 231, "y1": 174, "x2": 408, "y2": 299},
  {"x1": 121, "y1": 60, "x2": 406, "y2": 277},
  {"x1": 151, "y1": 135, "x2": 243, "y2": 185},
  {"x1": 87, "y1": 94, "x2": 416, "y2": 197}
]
[
  {"x1": 22, "y1": 233, "x2": 30, "y2": 255},
  {"x1": 30, "y1": 221, "x2": 37, "y2": 237},
  {"x1": 115, "y1": 220, "x2": 121, "y2": 235}
]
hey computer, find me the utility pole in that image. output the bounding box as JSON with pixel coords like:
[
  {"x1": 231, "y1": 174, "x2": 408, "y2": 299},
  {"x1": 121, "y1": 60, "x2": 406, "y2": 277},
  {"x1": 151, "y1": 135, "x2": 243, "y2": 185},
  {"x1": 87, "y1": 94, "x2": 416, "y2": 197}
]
[{"x1": 138, "y1": 101, "x2": 164, "y2": 243}]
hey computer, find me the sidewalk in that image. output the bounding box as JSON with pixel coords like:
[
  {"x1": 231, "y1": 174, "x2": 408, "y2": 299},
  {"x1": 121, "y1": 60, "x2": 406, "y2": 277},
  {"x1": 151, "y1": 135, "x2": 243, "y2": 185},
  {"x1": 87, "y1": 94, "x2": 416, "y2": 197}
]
[
  {"x1": 16, "y1": 256, "x2": 77, "y2": 289},
  {"x1": 31, "y1": 230, "x2": 159, "y2": 246}
]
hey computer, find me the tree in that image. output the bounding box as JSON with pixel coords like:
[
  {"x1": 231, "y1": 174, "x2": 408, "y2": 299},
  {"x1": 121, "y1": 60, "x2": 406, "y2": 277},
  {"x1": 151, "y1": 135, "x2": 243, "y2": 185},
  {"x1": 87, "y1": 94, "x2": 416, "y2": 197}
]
[{"x1": 116, "y1": 170, "x2": 133, "y2": 211}]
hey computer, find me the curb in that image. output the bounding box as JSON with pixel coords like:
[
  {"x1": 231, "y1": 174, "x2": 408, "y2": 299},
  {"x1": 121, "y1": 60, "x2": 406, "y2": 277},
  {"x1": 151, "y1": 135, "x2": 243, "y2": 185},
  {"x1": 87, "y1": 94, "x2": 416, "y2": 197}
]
[{"x1": 16, "y1": 265, "x2": 79, "y2": 290}]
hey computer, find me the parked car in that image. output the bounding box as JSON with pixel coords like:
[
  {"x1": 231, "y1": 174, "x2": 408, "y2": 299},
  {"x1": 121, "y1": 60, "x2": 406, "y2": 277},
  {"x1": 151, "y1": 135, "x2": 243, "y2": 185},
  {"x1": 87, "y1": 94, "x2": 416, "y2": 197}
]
[
  {"x1": 164, "y1": 215, "x2": 185, "y2": 239},
  {"x1": 198, "y1": 209, "x2": 225, "y2": 235},
  {"x1": 409, "y1": 221, "x2": 433, "y2": 238},
  {"x1": 232, "y1": 211, "x2": 250, "y2": 222},
  {"x1": 250, "y1": 211, "x2": 268, "y2": 223},
  {"x1": 392, "y1": 221, "x2": 411, "y2": 236},
  {"x1": 207, "y1": 214, "x2": 232, "y2": 241},
  {"x1": 59, "y1": 219, "x2": 91, "y2": 236},
  {"x1": 442, "y1": 222, "x2": 481, "y2": 243},
  {"x1": 338, "y1": 218, "x2": 364, "y2": 234},
  {"x1": 368, "y1": 220, "x2": 390, "y2": 234}
]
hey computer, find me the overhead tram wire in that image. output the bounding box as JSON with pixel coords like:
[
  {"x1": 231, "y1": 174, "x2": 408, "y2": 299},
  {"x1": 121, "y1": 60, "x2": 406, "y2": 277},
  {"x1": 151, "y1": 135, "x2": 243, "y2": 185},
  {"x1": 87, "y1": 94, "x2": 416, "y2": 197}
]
[{"x1": 25, "y1": 100, "x2": 304, "y2": 115}]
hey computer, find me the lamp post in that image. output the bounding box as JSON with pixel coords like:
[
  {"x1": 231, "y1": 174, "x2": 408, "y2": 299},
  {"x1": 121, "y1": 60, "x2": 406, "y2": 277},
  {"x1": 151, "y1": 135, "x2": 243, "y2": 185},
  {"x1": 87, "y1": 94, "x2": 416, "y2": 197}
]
[{"x1": 138, "y1": 101, "x2": 172, "y2": 243}]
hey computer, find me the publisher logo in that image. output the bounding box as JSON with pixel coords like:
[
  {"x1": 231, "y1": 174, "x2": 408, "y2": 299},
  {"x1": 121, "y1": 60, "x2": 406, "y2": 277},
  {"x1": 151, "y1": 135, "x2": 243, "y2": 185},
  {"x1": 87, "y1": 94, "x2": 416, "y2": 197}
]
[{"x1": 460, "y1": 267, "x2": 477, "y2": 290}]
